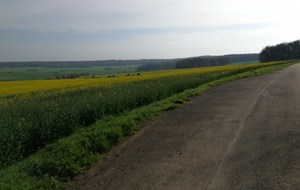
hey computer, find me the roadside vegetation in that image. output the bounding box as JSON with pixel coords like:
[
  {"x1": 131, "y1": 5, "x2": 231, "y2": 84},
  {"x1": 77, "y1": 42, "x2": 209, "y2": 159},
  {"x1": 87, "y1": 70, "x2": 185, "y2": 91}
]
[{"x1": 0, "y1": 60, "x2": 296, "y2": 189}]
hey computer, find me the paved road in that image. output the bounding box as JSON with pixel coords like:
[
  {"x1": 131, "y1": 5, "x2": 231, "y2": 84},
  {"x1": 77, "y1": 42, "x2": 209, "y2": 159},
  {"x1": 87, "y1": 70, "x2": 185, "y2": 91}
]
[{"x1": 70, "y1": 64, "x2": 300, "y2": 190}]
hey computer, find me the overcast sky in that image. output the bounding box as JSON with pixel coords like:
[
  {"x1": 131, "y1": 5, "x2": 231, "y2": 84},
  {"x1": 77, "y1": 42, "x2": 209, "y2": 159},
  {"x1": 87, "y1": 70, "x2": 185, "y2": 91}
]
[{"x1": 0, "y1": 0, "x2": 299, "y2": 61}]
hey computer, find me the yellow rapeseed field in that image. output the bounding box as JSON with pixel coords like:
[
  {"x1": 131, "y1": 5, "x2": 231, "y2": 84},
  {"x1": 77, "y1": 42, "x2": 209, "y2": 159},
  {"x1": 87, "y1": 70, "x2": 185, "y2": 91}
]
[{"x1": 0, "y1": 62, "x2": 278, "y2": 97}]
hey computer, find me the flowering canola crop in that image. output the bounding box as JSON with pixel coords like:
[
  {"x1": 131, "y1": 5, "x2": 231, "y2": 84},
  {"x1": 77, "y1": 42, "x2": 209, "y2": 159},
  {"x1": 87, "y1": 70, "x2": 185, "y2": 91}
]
[{"x1": 0, "y1": 62, "x2": 278, "y2": 97}]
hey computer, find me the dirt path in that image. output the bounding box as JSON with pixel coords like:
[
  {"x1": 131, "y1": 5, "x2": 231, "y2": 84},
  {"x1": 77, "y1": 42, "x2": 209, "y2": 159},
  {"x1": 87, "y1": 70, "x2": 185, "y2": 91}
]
[{"x1": 69, "y1": 64, "x2": 300, "y2": 190}]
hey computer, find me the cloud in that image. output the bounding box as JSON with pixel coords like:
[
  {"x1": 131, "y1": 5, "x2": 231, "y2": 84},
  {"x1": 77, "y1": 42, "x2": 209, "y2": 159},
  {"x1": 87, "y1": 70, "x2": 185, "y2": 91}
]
[
  {"x1": 1, "y1": 0, "x2": 291, "y2": 32},
  {"x1": 0, "y1": 0, "x2": 299, "y2": 61}
]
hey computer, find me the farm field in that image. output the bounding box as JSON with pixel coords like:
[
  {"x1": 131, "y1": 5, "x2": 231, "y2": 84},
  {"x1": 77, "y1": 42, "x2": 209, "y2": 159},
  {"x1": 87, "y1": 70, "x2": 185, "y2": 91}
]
[
  {"x1": 0, "y1": 65, "x2": 138, "y2": 81},
  {"x1": 0, "y1": 61, "x2": 284, "y2": 97},
  {"x1": 0, "y1": 60, "x2": 295, "y2": 189}
]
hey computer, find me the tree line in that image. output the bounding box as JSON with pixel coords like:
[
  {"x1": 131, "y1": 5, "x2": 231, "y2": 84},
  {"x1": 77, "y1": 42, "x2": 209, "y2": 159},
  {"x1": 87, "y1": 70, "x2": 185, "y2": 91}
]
[
  {"x1": 175, "y1": 56, "x2": 230, "y2": 69},
  {"x1": 259, "y1": 40, "x2": 300, "y2": 62},
  {"x1": 136, "y1": 54, "x2": 258, "y2": 72}
]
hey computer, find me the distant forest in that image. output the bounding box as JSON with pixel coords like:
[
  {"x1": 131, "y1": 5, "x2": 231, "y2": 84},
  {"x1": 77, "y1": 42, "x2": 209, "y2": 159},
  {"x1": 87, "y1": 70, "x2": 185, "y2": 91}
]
[
  {"x1": 175, "y1": 56, "x2": 230, "y2": 69},
  {"x1": 137, "y1": 54, "x2": 258, "y2": 72},
  {"x1": 0, "y1": 54, "x2": 258, "y2": 72},
  {"x1": 259, "y1": 40, "x2": 300, "y2": 62}
]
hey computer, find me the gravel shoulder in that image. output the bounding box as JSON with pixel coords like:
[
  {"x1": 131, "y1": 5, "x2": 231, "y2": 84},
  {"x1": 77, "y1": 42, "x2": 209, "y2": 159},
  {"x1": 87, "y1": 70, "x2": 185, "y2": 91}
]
[{"x1": 69, "y1": 64, "x2": 300, "y2": 190}]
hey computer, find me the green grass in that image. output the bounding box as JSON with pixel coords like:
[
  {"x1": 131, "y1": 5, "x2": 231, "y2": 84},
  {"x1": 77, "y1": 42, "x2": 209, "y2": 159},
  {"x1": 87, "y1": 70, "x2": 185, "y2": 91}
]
[
  {"x1": 0, "y1": 61, "x2": 295, "y2": 189},
  {"x1": 0, "y1": 65, "x2": 138, "y2": 81}
]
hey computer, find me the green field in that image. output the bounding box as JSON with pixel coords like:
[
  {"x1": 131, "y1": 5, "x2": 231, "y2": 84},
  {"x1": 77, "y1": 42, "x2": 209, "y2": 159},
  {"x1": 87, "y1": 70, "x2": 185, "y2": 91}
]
[
  {"x1": 0, "y1": 61, "x2": 295, "y2": 189},
  {"x1": 0, "y1": 65, "x2": 138, "y2": 81}
]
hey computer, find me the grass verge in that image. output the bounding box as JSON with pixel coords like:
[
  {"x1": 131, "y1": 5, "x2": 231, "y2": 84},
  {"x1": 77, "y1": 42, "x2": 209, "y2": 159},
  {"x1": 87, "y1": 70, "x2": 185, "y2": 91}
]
[{"x1": 0, "y1": 61, "x2": 296, "y2": 189}]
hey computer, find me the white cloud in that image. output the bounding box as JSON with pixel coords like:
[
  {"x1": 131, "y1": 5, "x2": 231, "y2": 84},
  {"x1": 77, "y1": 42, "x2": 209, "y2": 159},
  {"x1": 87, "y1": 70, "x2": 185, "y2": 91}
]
[{"x1": 0, "y1": 0, "x2": 299, "y2": 61}]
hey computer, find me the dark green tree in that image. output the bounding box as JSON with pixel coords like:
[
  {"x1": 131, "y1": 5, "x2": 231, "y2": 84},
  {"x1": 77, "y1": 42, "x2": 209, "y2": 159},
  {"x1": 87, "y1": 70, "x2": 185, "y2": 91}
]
[{"x1": 259, "y1": 40, "x2": 300, "y2": 62}]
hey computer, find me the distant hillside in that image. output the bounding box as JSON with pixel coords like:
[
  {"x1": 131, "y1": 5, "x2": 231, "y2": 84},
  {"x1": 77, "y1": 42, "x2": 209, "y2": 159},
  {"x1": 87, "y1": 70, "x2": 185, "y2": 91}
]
[
  {"x1": 175, "y1": 56, "x2": 230, "y2": 69},
  {"x1": 136, "y1": 54, "x2": 258, "y2": 72},
  {"x1": 226, "y1": 53, "x2": 258, "y2": 63},
  {"x1": 0, "y1": 54, "x2": 258, "y2": 70},
  {"x1": 135, "y1": 59, "x2": 179, "y2": 72},
  {"x1": 0, "y1": 59, "x2": 169, "y2": 68}
]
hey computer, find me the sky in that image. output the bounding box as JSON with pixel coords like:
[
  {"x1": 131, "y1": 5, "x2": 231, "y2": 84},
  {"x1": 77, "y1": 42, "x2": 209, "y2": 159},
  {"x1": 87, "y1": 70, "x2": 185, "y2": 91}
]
[{"x1": 0, "y1": 0, "x2": 299, "y2": 61}]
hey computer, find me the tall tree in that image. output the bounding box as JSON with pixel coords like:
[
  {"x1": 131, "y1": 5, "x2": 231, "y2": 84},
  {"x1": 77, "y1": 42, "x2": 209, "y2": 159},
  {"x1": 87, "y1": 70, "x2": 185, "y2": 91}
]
[{"x1": 259, "y1": 40, "x2": 300, "y2": 62}]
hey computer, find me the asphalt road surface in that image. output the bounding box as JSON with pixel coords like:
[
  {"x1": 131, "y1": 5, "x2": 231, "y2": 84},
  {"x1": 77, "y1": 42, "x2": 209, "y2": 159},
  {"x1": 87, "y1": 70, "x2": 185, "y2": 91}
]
[{"x1": 70, "y1": 63, "x2": 300, "y2": 190}]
